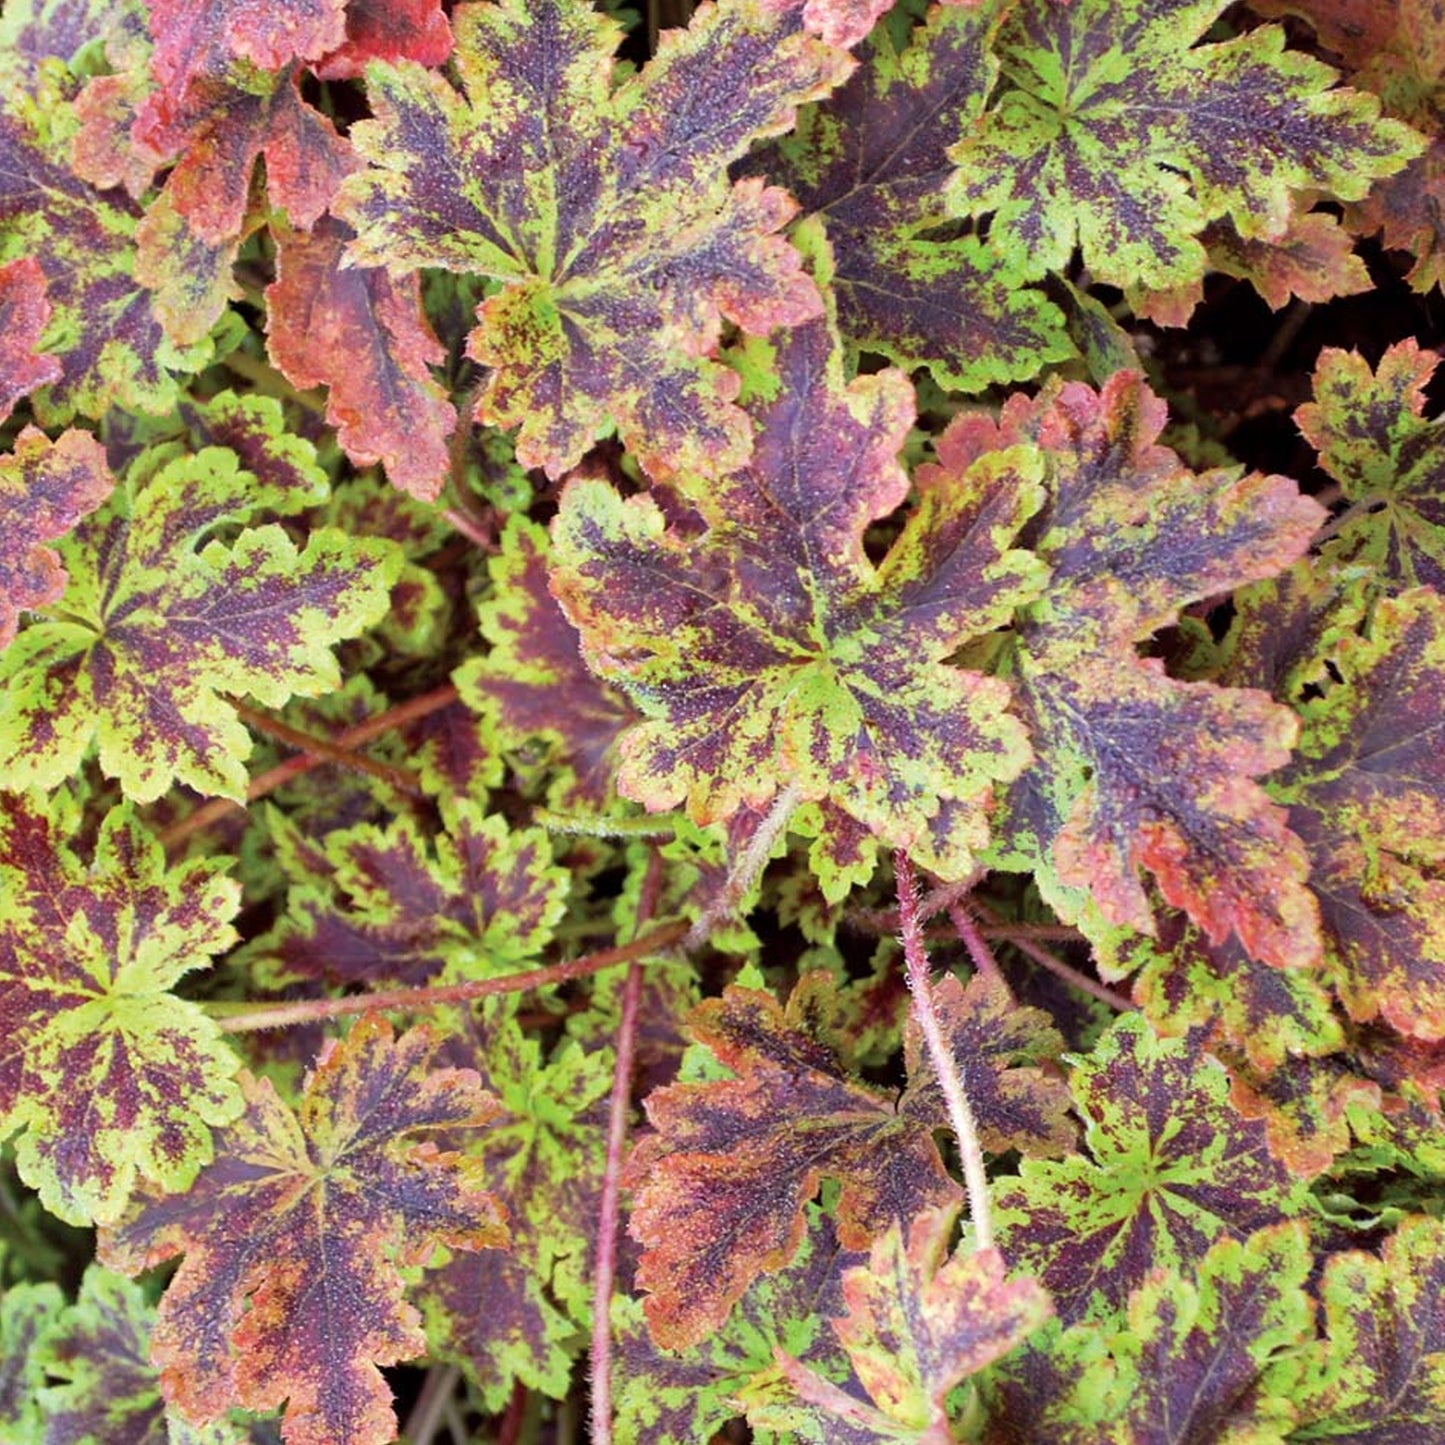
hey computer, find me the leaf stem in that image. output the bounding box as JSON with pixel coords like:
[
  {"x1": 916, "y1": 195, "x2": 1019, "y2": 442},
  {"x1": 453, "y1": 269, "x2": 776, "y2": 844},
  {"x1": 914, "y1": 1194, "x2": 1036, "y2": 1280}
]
[
  {"x1": 895, "y1": 852, "x2": 993, "y2": 1252},
  {"x1": 206, "y1": 920, "x2": 688, "y2": 1032},
  {"x1": 947, "y1": 902, "x2": 1008, "y2": 987},
  {"x1": 402, "y1": 1363, "x2": 461, "y2": 1445},
  {"x1": 971, "y1": 902, "x2": 1134, "y2": 1012},
  {"x1": 159, "y1": 684, "x2": 460, "y2": 850}
]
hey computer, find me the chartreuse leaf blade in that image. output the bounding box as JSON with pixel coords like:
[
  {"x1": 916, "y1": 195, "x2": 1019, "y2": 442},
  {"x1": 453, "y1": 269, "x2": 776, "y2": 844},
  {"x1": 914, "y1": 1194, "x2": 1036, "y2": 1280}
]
[
  {"x1": 0, "y1": 441, "x2": 401, "y2": 803},
  {"x1": 1296, "y1": 340, "x2": 1445, "y2": 592},
  {"x1": 0, "y1": 1277, "x2": 63, "y2": 1442},
  {"x1": 1292, "y1": 1215, "x2": 1445, "y2": 1442},
  {"x1": 0, "y1": 795, "x2": 244, "y2": 1227},
  {"x1": 945, "y1": 372, "x2": 1324, "y2": 967},
  {"x1": 98, "y1": 1014, "x2": 509, "y2": 1445},
  {"x1": 1273, "y1": 588, "x2": 1445, "y2": 1038},
  {"x1": 994, "y1": 1014, "x2": 1305, "y2": 1326},
  {"x1": 337, "y1": 0, "x2": 850, "y2": 475},
  {"x1": 551, "y1": 315, "x2": 1044, "y2": 884},
  {"x1": 949, "y1": 0, "x2": 1422, "y2": 292},
  {"x1": 0, "y1": 426, "x2": 113, "y2": 651},
  {"x1": 752, "y1": 2, "x2": 1072, "y2": 390}
]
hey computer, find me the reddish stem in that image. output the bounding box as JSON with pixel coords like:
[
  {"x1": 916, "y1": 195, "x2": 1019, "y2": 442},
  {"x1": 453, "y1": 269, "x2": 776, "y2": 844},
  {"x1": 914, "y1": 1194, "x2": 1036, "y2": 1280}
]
[
  {"x1": 590, "y1": 849, "x2": 663, "y2": 1445},
  {"x1": 443, "y1": 505, "x2": 496, "y2": 552},
  {"x1": 947, "y1": 902, "x2": 1009, "y2": 987},
  {"x1": 208, "y1": 920, "x2": 688, "y2": 1033},
  {"x1": 159, "y1": 684, "x2": 460, "y2": 851},
  {"x1": 972, "y1": 903, "x2": 1134, "y2": 1012}
]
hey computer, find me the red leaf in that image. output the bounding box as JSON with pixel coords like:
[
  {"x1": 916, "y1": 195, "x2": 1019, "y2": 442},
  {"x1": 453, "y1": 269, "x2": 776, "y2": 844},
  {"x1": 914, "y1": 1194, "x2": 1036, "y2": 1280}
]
[{"x1": 0, "y1": 257, "x2": 60, "y2": 422}]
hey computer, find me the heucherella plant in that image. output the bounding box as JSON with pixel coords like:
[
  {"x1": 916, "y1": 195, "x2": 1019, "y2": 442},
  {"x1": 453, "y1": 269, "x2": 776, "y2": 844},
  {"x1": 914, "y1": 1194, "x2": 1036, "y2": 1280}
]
[{"x1": 0, "y1": 0, "x2": 1441, "y2": 1442}]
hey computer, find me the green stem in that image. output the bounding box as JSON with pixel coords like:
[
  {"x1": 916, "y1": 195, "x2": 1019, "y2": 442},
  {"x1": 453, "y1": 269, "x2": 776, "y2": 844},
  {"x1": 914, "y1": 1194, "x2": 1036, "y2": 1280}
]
[{"x1": 206, "y1": 920, "x2": 689, "y2": 1033}]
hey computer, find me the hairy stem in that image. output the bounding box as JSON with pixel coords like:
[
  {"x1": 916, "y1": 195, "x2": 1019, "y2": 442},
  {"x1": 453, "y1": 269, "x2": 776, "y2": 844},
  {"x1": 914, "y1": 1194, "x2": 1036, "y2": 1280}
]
[
  {"x1": 972, "y1": 902, "x2": 1134, "y2": 1012},
  {"x1": 590, "y1": 850, "x2": 662, "y2": 1444},
  {"x1": 895, "y1": 852, "x2": 993, "y2": 1252},
  {"x1": 159, "y1": 684, "x2": 460, "y2": 850},
  {"x1": 207, "y1": 920, "x2": 688, "y2": 1033},
  {"x1": 947, "y1": 902, "x2": 1008, "y2": 987},
  {"x1": 231, "y1": 701, "x2": 427, "y2": 799}
]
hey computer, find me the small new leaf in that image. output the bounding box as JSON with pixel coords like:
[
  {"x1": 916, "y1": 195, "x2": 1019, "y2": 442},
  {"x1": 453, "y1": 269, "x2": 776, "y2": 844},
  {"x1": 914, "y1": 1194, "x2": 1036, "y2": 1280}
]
[
  {"x1": 99, "y1": 1014, "x2": 509, "y2": 1445},
  {"x1": 0, "y1": 795, "x2": 244, "y2": 1226}
]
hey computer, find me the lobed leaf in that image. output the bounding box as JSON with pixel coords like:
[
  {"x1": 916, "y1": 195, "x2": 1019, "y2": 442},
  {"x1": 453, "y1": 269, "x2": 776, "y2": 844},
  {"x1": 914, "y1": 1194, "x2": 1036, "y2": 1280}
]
[
  {"x1": 99, "y1": 1014, "x2": 509, "y2": 1445},
  {"x1": 949, "y1": 0, "x2": 1422, "y2": 292},
  {"x1": 0, "y1": 440, "x2": 401, "y2": 803},
  {"x1": 336, "y1": 0, "x2": 851, "y2": 476},
  {"x1": 0, "y1": 795, "x2": 245, "y2": 1226},
  {"x1": 551, "y1": 316, "x2": 1043, "y2": 885},
  {"x1": 0, "y1": 255, "x2": 60, "y2": 420}
]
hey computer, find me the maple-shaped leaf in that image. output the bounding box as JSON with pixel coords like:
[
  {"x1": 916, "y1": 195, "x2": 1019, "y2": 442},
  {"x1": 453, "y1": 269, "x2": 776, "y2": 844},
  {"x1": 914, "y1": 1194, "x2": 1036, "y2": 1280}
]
[
  {"x1": 37, "y1": 1264, "x2": 252, "y2": 1445},
  {"x1": 1291, "y1": 1215, "x2": 1445, "y2": 1441},
  {"x1": 455, "y1": 514, "x2": 637, "y2": 810},
  {"x1": 1296, "y1": 340, "x2": 1445, "y2": 592},
  {"x1": 948, "y1": 0, "x2": 1422, "y2": 292},
  {"x1": 616, "y1": 1206, "x2": 863, "y2": 1445},
  {"x1": 99, "y1": 1014, "x2": 509, "y2": 1445},
  {"x1": 266, "y1": 216, "x2": 456, "y2": 500},
  {"x1": 1111, "y1": 909, "x2": 1343, "y2": 1075},
  {"x1": 1271, "y1": 588, "x2": 1445, "y2": 1038},
  {"x1": 0, "y1": 255, "x2": 60, "y2": 420},
  {"x1": 0, "y1": 426, "x2": 113, "y2": 651},
  {"x1": 551, "y1": 315, "x2": 1043, "y2": 884},
  {"x1": 752, "y1": 1207, "x2": 1053, "y2": 1443},
  {"x1": 335, "y1": 0, "x2": 852, "y2": 476},
  {"x1": 0, "y1": 442, "x2": 400, "y2": 803},
  {"x1": 903, "y1": 973, "x2": 1076, "y2": 1159},
  {"x1": 0, "y1": 62, "x2": 212, "y2": 423},
  {"x1": 978, "y1": 1317, "x2": 1126, "y2": 1445},
  {"x1": 0, "y1": 794, "x2": 245, "y2": 1227},
  {"x1": 1107, "y1": 1222, "x2": 1314, "y2": 1444},
  {"x1": 1252, "y1": 0, "x2": 1445, "y2": 289},
  {"x1": 941, "y1": 372, "x2": 1324, "y2": 967},
  {"x1": 258, "y1": 799, "x2": 569, "y2": 989},
  {"x1": 748, "y1": 4, "x2": 1071, "y2": 390},
  {"x1": 0, "y1": 1279, "x2": 63, "y2": 1442},
  {"x1": 313, "y1": 0, "x2": 453, "y2": 79},
  {"x1": 630, "y1": 967, "x2": 1065, "y2": 1349},
  {"x1": 994, "y1": 1014, "x2": 1305, "y2": 1325}
]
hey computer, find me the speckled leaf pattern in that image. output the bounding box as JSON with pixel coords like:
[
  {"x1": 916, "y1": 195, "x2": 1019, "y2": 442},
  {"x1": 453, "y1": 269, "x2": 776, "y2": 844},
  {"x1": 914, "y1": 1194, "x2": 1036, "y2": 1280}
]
[
  {"x1": 1296, "y1": 340, "x2": 1445, "y2": 591},
  {"x1": 627, "y1": 974, "x2": 964, "y2": 1349},
  {"x1": 0, "y1": 439, "x2": 400, "y2": 803},
  {"x1": 994, "y1": 1015, "x2": 1304, "y2": 1325},
  {"x1": 0, "y1": 795, "x2": 245, "y2": 1227},
  {"x1": 37, "y1": 1265, "x2": 246, "y2": 1445},
  {"x1": 0, "y1": 1279, "x2": 62, "y2": 1443},
  {"x1": 98, "y1": 1015, "x2": 509, "y2": 1445},
  {"x1": 751, "y1": 4, "x2": 1072, "y2": 389},
  {"x1": 1291, "y1": 1215, "x2": 1445, "y2": 1442},
  {"x1": 770, "y1": 1208, "x2": 1053, "y2": 1440},
  {"x1": 0, "y1": 255, "x2": 60, "y2": 419},
  {"x1": 336, "y1": 0, "x2": 847, "y2": 476},
  {"x1": 1108, "y1": 1223, "x2": 1314, "y2": 1444},
  {"x1": 1272, "y1": 589, "x2": 1445, "y2": 1037},
  {"x1": 978, "y1": 1318, "x2": 1128, "y2": 1445},
  {"x1": 266, "y1": 217, "x2": 456, "y2": 500},
  {"x1": 942, "y1": 373, "x2": 1324, "y2": 966},
  {"x1": 901, "y1": 973, "x2": 1076, "y2": 1158},
  {"x1": 456, "y1": 514, "x2": 637, "y2": 809},
  {"x1": 616, "y1": 1208, "x2": 861, "y2": 1445},
  {"x1": 258, "y1": 800, "x2": 569, "y2": 988},
  {"x1": 949, "y1": 0, "x2": 1422, "y2": 291},
  {"x1": 0, "y1": 426, "x2": 113, "y2": 651},
  {"x1": 311, "y1": 0, "x2": 453, "y2": 80},
  {"x1": 551, "y1": 316, "x2": 1043, "y2": 882}
]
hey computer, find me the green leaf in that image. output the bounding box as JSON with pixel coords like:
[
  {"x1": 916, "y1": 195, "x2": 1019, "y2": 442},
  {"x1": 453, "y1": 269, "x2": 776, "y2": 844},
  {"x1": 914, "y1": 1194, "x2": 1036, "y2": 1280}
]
[
  {"x1": 994, "y1": 1014, "x2": 1305, "y2": 1325},
  {"x1": 0, "y1": 795, "x2": 244, "y2": 1226},
  {"x1": 949, "y1": 0, "x2": 1423, "y2": 291},
  {"x1": 0, "y1": 441, "x2": 401, "y2": 803},
  {"x1": 99, "y1": 1014, "x2": 509, "y2": 1445},
  {"x1": 0, "y1": 426, "x2": 113, "y2": 651},
  {"x1": 336, "y1": 0, "x2": 851, "y2": 475},
  {"x1": 0, "y1": 1278, "x2": 63, "y2": 1443},
  {"x1": 551, "y1": 316, "x2": 1043, "y2": 885},
  {"x1": 1296, "y1": 340, "x2": 1445, "y2": 592},
  {"x1": 1292, "y1": 1215, "x2": 1445, "y2": 1442}
]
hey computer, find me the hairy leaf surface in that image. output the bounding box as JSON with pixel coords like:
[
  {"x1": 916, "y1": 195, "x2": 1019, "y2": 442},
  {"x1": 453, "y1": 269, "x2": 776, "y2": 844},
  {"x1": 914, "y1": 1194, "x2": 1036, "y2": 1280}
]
[
  {"x1": 0, "y1": 440, "x2": 400, "y2": 802},
  {"x1": 0, "y1": 796, "x2": 244, "y2": 1226},
  {"x1": 949, "y1": 0, "x2": 1421, "y2": 291},
  {"x1": 0, "y1": 255, "x2": 60, "y2": 420},
  {"x1": 99, "y1": 1015, "x2": 509, "y2": 1445},
  {"x1": 551, "y1": 317, "x2": 1043, "y2": 885},
  {"x1": 336, "y1": 0, "x2": 851, "y2": 475}
]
